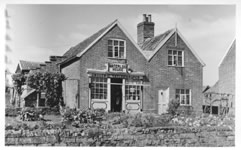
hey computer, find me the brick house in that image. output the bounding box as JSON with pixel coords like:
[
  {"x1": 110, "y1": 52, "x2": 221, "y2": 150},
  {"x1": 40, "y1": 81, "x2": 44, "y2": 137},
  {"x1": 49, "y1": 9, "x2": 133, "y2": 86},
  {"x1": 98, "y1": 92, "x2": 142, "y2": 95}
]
[
  {"x1": 203, "y1": 40, "x2": 235, "y2": 115},
  {"x1": 218, "y1": 40, "x2": 235, "y2": 115},
  {"x1": 60, "y1": 14, "x2": 205, "y2": 114}
]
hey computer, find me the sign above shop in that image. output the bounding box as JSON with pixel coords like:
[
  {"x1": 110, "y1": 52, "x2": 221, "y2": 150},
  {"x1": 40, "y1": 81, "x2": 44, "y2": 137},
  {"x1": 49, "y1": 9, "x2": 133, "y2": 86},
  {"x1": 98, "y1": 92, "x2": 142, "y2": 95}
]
[{"x1": 108, "y1": 63, "x2": 127, "y2": 73}]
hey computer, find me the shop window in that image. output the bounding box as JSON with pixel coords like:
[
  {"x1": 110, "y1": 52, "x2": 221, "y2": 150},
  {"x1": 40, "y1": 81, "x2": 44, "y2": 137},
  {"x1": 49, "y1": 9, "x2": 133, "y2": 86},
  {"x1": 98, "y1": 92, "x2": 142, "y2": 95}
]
[
  {"x1": 108, "y1": 39, "x2": 125, "y2": 59},
  {"x1": 91, "y1": 77, "x2": 107, "y2": 99},
  {"x1": 168, "y1": 50, "x2": 184, "y2": 67},
  {"x1": 125, "y1": 81, "x2": 141, "y2": 101},
  {"x1": 175, "y1": 89, "x2": 191, "y2": 105}
]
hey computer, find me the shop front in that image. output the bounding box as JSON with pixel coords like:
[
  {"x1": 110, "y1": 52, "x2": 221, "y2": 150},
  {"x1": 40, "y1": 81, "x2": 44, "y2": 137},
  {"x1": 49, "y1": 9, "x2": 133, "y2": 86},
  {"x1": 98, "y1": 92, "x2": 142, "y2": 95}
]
[{"x1": 87, "y1": 63, "x2": 145, "y2": 112}]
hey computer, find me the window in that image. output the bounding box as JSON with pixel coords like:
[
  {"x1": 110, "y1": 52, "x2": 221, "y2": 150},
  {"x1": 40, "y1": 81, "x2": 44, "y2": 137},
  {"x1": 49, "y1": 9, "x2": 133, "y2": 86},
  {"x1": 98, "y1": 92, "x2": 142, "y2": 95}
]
[
  {"x1": 125, "y1": 81, "x2": 141, "y2": 101},
  {"x1": 175, "y1": 89, "x2": 191, "y2": 105},
  {"x1": 168, "y1": 50, "x2": 184, "y2": 67},
  {"x1": 91, "y1": 77, "x2": 107, "y2": 99},
  {"x1": 108, "y1": 39, "x2": 125, "y2": 59}
]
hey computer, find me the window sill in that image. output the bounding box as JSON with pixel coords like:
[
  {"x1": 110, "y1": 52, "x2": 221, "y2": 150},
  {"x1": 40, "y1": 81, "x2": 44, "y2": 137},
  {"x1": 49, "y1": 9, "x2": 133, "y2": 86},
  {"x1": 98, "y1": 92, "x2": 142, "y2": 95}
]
[
  {"x1": 126, "y1": 100, "x2": 141, "y2": 102},
  {"x1": 108, "y1": 57, "x2": 126, "y2": 61},
  {"x1": 167, "y1": 65, "x2": 184, "y2": 68},
  {"x1": 92, "y1": 99, "x2": 108, "y2": 102},
  {"x1": 180, "y1": 104, "x2": 192, "y2": 106}
]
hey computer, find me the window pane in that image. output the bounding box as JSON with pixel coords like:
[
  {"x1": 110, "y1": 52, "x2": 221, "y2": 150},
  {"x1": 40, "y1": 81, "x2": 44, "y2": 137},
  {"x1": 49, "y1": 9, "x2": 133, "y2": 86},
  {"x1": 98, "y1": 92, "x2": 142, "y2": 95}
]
[
  {"x1": 168, "y1": 50, "x2": 172, "y2": 54},
  {"x1": 120, "y1": 41, "x2": 124, "y2": 46},
  {"x1": 181, "y1": 95, "x2": 185, "y2": 104},
  {"x1": 120, "y1": 46, "x2": 124, "y2": 52},
  {"x1": 186, "y1": 89, "x2": 189, "y2": 94},
  {"x1": 178, "y1": 51, "x2": 182, "y2": 56},
  {"x1": 120, "y1": 47, "x2": 124, "y2": 58},
  {"x1": 168, "y1": 56, "x2": 172, "y2": 61},
  {"x1": 181, "y1": 89, "x2": 184, "y2": 94},
  {"x1": 178, "y1": 57, "x2": 182, "y2": 66},
  {"x1": 173, "y1": 51, "x2": 177, "y2": 55},
  {"x1": 186, "y1": 95, "x2": 190, "y2": 104},
  {"x1": 114, "y1": 47, "x2": 118, "y2": 57},
  {"x1": 173, "y1": 56, "x2": 177, "y2": 65},
  {"x1": 114, "y1": 40, "x2": 118, "y2": 45},
  {"x1": 168, "y1": 61, "x2": 172, "y2": 65}
]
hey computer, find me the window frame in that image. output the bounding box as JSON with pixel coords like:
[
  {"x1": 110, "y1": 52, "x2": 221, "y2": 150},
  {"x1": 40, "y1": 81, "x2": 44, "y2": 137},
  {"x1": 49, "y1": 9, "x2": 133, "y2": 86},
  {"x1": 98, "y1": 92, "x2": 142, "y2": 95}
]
[
  {"x1": 175, "y1": 89, "x2": 191, "y2": 106},
  {"x1": 107, "y1": 39, "x2": 126, "y2": 59},
  {"x1": 125, "y1": 81, "x2": 142, "y2": 101},
  {"x1": 90, "y1": 77, "x2": 108, "y2": 100},
  {"x1": 168, "y1": 50, "x2": 184, "y2": 67}
]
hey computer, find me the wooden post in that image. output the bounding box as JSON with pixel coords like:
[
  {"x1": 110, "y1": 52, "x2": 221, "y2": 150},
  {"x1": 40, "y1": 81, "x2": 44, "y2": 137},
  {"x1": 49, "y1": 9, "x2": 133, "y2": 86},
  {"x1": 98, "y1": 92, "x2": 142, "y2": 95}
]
[
  {"x1": 122, "y1": 79, "x2": 125, "y2": 112},
  {"x1": 210, "y1": 93, "x2": 212, "y2": 115},
  {"x1": 36, "y1": 92, "x2": 39, "y2": 108},
  {"x1": 107, "y1": 78, "x2": 111, "y2": 111}
]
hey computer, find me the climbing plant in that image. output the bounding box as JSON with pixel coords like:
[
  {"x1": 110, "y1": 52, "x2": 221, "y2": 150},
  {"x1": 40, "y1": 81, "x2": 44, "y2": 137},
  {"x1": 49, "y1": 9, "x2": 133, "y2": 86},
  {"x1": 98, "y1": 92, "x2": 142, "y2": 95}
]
[
  {"x1": 167, "y1": 99, "x2": 180, "y2": 115},
  {"x1": 26, "y1": 72, "x2": 67, "y2": 107}
]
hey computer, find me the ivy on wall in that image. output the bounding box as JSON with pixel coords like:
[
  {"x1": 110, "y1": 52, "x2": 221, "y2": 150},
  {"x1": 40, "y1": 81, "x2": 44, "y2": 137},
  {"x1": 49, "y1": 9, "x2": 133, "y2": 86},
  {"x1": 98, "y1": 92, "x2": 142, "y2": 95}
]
[
  {"x1": 12, "y1": 72, "x2": 67, "y2": 107},
  {"x1": 26, "y1": 72, "x2": 67, "y2": 107}
]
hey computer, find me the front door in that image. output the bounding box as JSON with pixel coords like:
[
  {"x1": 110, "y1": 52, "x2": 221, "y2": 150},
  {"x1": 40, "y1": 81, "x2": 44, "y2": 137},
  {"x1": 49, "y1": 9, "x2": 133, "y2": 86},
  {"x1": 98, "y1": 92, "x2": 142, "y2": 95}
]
[
  {"x1": 158, "y1": 88, "x2": 169, "y2": 115},
  {"x1": 111, "y1": 78, "x2": 122, "y2": 112}
]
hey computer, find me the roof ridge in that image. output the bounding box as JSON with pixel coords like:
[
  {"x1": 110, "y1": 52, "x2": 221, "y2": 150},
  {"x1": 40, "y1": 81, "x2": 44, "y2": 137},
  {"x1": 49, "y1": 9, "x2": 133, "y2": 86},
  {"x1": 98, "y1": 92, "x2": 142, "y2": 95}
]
[{"x1": 19, "y1": 60, "x2": 43, "y2": 64}]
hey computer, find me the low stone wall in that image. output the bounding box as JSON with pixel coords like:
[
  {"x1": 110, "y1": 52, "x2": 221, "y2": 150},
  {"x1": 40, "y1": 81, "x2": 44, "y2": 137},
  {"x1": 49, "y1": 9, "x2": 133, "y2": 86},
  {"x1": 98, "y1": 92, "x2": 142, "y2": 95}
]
[{"x1": 5, "y1": 126, "x2": 234, "y2": 146}]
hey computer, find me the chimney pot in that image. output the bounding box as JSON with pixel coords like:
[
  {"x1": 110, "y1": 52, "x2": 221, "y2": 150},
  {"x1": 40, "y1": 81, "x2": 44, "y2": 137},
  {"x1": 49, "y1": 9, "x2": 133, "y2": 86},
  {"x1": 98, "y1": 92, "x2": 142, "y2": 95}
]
[
  {"x1": 148, "y1": 14, "x2": 152, "y2": 22},
  {"x1": 143, "y1": 14, "x2": 147, "y2": 22}
]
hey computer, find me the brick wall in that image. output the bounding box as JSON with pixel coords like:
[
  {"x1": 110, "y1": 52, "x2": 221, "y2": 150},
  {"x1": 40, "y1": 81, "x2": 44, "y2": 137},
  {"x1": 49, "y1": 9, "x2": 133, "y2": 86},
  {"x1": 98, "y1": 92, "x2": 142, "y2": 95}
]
[
  {"x1": 5, "y1": 126, "x2": 234, "y2": 146},
  {"x1": 218, "y1": 41, "x2": 235, "y2": 114},
  {"x1": 144, "y1": 33, "x2": 203, "y2": 113}
]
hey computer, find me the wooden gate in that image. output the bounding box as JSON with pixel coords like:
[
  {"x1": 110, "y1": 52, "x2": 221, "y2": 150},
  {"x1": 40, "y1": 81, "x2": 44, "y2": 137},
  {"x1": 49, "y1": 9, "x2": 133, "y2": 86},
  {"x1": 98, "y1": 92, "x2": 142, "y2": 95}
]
[{"x1": 63, "y1": 79, "x2": 79, "y2": 108}]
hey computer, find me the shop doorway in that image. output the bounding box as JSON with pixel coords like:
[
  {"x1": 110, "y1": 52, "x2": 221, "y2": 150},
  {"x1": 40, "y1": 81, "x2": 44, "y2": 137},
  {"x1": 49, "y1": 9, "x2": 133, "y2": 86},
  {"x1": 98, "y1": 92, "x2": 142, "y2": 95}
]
[{"x1": 111, "y1": 78, "x2": 122, "y2": 112}]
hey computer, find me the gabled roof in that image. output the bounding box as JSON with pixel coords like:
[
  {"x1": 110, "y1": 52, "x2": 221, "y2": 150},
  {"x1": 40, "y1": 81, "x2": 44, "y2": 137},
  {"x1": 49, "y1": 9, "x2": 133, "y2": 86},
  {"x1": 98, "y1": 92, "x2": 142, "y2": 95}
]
[
  {"x1": 61, "y1": 20, "x2": 205, "y2": 67},
  {"x1": 18, "y1": 60, "x2": 43, "y2": 71},
  {"x1": 61, "y1": 20, "x2": 149, "y2": 65},
  {"x1": 218, "y1": 39, "x2": 236, "y2": 67},
  {"x1": 75, "y1": 20, "x2": 148, "y2": 59},
  {"x1": 141, "y1": 28, "x2": 205, "y2": 66}
]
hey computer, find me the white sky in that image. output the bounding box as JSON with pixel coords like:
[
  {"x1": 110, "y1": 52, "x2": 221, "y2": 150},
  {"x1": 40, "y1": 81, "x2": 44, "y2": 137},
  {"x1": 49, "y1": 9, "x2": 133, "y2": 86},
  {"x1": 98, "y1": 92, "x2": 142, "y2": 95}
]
[{"x1": 5, "y1": 4, "x2": 235, "y2": 86}]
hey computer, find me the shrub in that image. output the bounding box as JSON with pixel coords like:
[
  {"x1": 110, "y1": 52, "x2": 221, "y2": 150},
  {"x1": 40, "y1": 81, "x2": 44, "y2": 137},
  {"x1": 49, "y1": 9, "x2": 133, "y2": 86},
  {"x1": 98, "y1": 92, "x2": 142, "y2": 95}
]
[
  {"x1": 167, "y1": 99, "x2": 180, "y2": 115},
  {"x1": 61, "y1": 108, "x2": 106, "y2": 127},
  {"x1": 5, "y1": 107, "x2": 22, "y2": 117},
  {"x1": 19, "y1": 107, "x2": 45, "y2": 121}
]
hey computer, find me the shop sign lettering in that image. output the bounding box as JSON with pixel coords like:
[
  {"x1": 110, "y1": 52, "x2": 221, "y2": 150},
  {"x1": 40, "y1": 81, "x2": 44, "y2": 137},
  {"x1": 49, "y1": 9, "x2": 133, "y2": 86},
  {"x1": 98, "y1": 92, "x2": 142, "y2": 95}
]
[{"x1": 109, "y1": 63, "x2": 127, "y2": 73}]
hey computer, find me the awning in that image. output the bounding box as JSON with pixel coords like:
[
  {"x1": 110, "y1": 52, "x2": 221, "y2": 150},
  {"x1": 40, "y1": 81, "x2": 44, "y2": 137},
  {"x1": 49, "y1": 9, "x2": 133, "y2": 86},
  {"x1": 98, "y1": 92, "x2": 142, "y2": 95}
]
[{"x1": 87, "y1": 69, "x2": 145, "y2": 80}]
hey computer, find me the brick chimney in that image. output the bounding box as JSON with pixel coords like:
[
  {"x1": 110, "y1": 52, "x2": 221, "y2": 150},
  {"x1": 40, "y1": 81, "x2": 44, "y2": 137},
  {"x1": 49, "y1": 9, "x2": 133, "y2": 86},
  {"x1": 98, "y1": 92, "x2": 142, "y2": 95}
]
[{"x1": 137, "y1": 14, "x2": 155, "y2": 45}]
